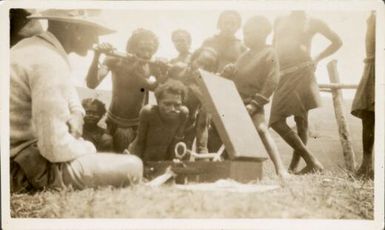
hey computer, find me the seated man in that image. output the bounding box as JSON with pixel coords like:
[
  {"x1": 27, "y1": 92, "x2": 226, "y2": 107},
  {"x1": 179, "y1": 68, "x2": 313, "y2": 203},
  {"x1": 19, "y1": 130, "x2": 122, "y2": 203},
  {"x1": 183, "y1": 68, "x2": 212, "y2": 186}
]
[
  {"x1": 167, "y1": 47, "x2": 219, "y2": 153},
  {"x1": 10, "y1": 9, "x2": 143, "y2": 193},
  {"x1": 10, "y1": 9, "x2": 43, "y2": 47},
  {"x1": 82, "y1": 98, "x2": 113, "y2": 151},
  {"x1": 170, "y1": 29, "x2": 192, "y2": 64},
  {"x1": 128, "y1": 79, "x2": 189, "y2": 162},
  {"x1": 86, "y1": 28, "x2": 164, "y2": 153}
]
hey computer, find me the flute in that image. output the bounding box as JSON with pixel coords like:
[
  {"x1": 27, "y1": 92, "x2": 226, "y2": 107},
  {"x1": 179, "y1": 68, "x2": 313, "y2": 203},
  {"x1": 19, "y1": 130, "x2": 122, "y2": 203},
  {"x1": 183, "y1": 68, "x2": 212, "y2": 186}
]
[{"x1": 93, "y1": 46, "x2": 171, "y2": 71}]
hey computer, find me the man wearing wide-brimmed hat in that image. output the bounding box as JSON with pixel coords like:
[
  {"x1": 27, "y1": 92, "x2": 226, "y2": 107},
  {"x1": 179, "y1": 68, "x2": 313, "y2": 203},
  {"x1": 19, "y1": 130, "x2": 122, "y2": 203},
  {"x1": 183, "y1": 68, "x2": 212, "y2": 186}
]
[{"x1": 10, "y1": 9, "x2": 143, "y2": 192}]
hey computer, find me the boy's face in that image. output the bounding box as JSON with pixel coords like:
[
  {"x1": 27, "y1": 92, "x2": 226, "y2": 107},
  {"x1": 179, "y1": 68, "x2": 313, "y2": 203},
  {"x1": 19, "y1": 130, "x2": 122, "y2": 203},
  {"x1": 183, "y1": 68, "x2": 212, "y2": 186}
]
[
  {"x1": 158, "y1": 92, "x2": 183, "y2": 121},
  {"x1": 243, "y1": 25, "x2": 259, "y2": 49},
  {"x1": 173, "y1": 33, "x2": 190, "y2": 54},
  {"x1": 135, "y1": 38, "x2": 156, "y2": 60},
  {"x1": 84, "y1": 104, "x2": 102, "y2": 125},
  {"x1": 191, "y1": 51, "x2": 217, "y2": 73},
  {"x1": 219, "y1": 15, "x2": 239, "y2": 36}
]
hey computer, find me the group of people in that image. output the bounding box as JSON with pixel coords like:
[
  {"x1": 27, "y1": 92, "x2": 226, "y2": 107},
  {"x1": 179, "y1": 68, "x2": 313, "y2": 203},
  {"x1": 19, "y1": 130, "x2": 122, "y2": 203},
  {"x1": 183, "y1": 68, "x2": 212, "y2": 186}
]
[{"x1": 9, "y1": 8, "x2": 375, "y2": 193}]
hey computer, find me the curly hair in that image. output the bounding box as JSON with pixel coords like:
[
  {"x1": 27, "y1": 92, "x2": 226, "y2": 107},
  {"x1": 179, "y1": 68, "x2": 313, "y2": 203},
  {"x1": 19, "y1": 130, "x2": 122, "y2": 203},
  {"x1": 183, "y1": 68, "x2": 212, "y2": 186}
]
[
  {"x1": 82, "y1": 98, "x2": 107, "y2": 116},
  {"x1": 217, "y1": 10, "x2": 241, "y2": 30},
  {"x1": 126, "y1": 28, "x2": 159, "y2": 54},
  {"x1": 154, "y1": 79, "x2": 188, "y2": 103},
  {"x1": 191, "y1": 47, "x2": 219, "y2": 72},
  {"x1": 171, "y1": 29, "x2": 191, "y2": 44},
  {"x1": 244, "y1": 15, "x2": 272, "y2": 38}
]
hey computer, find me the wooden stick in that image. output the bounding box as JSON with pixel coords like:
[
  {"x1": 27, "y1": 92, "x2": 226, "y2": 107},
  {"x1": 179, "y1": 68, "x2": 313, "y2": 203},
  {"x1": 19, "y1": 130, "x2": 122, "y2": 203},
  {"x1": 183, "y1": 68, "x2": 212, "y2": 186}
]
[
  {"x1": 318, "y1": 83, "x2": 358, "y2": 89},
  {"x1": 327, "y1": 60, "x2": 356, "y2": 171},
  {"x1": 320, "y1": 88, "x2": 333, "y2": 93}
]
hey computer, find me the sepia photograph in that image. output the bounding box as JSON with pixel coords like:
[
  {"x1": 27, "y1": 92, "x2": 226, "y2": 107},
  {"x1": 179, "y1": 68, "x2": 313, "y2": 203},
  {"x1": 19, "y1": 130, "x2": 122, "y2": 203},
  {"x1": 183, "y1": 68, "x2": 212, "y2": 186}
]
[{"x1": 1, "y1": 0, "x2": 384, "y2": 229}]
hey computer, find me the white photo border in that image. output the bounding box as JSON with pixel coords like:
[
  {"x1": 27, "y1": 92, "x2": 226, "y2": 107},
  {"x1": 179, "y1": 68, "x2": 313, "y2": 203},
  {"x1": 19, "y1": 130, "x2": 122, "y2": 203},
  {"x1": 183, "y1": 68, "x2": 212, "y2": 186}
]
[{"x1": 1, "y1": 0, "x2": 384, "y2": 229}]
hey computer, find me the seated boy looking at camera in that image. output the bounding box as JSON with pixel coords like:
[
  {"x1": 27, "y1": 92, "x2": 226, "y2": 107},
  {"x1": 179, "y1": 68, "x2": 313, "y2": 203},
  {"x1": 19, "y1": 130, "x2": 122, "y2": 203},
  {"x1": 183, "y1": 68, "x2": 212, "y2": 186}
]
[
  {"x1": 128, "y1": 79, "x2": 189, "y2": 162},
  {"x1": 82, "y1": 98, "x2": 113, "y2": 151}
]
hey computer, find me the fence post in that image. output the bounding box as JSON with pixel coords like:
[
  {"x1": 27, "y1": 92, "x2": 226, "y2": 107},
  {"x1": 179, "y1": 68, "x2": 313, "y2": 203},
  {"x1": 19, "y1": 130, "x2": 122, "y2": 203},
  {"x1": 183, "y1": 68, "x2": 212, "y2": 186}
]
[{"x1": 326, "y1": 60, "x2": 356, "y2": 171}]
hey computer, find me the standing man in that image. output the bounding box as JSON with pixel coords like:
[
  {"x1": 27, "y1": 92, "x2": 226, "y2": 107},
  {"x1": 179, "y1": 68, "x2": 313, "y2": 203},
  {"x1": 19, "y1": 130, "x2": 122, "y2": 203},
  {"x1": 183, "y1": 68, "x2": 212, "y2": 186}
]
[
  {"x1": 170, "y1": 29, "x2": 192, "y2": 64},
  {"x1": 202, "y1": 10, "x2": 246, "y2": 73},
  {"x1": 86, "y1": 29, "x2": 162, "y2": 152},
  {"x1": 351, "y1": 12, "x2": 375, "y2": 179},
  {"x1": 270, "y1": 11, "x2": 342, "y2": 174},
  {"x1": 202, "y1": 10, "x2": 246, "y2": 152},
  {"x1": 10, "y1": 9, "x2": 143, "y2": 193}
]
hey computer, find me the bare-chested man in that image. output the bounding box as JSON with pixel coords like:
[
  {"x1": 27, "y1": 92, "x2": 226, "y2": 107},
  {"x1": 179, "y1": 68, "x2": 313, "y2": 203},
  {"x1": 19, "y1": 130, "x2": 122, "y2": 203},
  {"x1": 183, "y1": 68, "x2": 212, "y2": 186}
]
[
  {"x1": 170, "y1": 29, "x2": 192, "y2": 64},
  {"x1": 202, "y1": 10, "x2": 246, "y2": 73},
  {"x1": 270, "y1": 11, "x2": 342, "y2": 174},
  {"x1": 128, "y1": 79, "x2": 189, "y2": 162},
  {"x1": 86, "y1": 29, "x2": 163, "y2": 153},
  {"x1": 202, "y1": 10, "x2": 246, "y2": 152}
]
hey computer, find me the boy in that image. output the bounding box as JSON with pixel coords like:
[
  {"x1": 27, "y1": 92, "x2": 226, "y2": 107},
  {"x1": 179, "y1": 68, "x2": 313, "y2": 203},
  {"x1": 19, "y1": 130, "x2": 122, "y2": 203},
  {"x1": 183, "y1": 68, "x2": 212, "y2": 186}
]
[
  {"x1": 128, "y1": 79, "x2": 189, "y2": 162},
  {"x1": 170, "y1": 29, "x2": 192, "y2": 64},
  {"x1": 168, "y1": 47, "x2": 219, "y2": 154},
  {"x1": 86, "y1": 28, "x2": 163, "y2": 152},
  {"x1": 222, "y1": 16, "x2": 288, "y2": 178},
  {"x1": 82, "y1": 98, "x2": 113, "y2": 151}
]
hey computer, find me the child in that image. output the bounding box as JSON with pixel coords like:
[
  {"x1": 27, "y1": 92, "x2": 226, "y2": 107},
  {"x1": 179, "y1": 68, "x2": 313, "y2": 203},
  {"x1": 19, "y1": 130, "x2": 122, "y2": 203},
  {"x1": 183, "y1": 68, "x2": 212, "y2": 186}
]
[
  {"x1": 170, "y1": 29, "x2": 192, "y2": 64},
  {"x1": 86, "y1": 28, "x2": 164, "y2": 153},
  {"x1": 351, "y1": 12, "x2": 375, "y2": 179},
  {"x1": 128, "y1": 79, "x2": 189, "y2": 162},
  {"x1": 82, "y1": 98, "x2": 113, "y2": 151},
  {"x1": 167, "y1": 47, "x2": 219, "y2": 153},
  {"x1": 222, "y1": 16, "x2": 288, "y2": 178}
]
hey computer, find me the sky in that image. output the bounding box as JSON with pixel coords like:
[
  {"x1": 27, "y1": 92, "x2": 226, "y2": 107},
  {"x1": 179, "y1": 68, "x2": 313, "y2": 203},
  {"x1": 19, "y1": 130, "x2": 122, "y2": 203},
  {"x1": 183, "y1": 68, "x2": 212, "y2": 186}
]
[{"x1": 66, "y1": 9, "x2": 372, "y2": 99}]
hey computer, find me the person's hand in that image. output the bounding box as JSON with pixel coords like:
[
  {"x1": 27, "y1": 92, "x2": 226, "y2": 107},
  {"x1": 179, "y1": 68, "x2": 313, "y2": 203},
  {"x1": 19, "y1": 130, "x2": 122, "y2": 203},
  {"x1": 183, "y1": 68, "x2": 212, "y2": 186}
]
[
  {"x1": 67, "y1": 111, "x2": 84, "y2": 139},
  {"x1": 246, "y1": 103, "x2": 258, "y2": 115},
  {"x1": 94, "y1": 42, "x2": 114, "y2": 54},
  {"x1": 221, "y1": 63, "x2": 236, "y2": 79}
]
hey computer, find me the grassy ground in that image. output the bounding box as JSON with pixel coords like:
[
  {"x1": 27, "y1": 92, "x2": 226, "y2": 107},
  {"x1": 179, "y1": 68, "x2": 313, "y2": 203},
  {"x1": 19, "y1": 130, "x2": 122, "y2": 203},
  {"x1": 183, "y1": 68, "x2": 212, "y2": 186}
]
[{"x1": 10, "y1": 97, "x2": 374, "y2": 219}]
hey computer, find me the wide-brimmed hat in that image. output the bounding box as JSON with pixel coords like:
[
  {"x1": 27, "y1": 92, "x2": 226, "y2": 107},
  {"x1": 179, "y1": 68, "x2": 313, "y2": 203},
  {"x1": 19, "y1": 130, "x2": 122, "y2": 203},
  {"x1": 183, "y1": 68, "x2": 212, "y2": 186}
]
[{"x1": 28, "y1": 9, "x2": 115, "y2": 35}]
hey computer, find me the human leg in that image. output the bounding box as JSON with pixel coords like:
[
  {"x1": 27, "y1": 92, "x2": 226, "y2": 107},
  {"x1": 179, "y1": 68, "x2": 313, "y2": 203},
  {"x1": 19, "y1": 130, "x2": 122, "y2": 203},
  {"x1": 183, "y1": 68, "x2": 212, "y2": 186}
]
[
  {"x1": 251, "y1": 110, "x2": 288, "y2": 178},
  {"x1": 356, "y1": 111, "x2": 374, "y2": 179},
  {"x1": 271, "y1": 119, "x2": 323, "y2": 174},
  {"x1": 62, "y1": 153, "x2": 143, "y2": 189},
  {"x1": 195, "y1": 108, "x2": 209, "y2": 153},
  {"x1": 289, "y1": 114, "x2": 309, "y2": 173},
  {"x1": 112, "y1": 126, "x2": 137, "y2": 153}
]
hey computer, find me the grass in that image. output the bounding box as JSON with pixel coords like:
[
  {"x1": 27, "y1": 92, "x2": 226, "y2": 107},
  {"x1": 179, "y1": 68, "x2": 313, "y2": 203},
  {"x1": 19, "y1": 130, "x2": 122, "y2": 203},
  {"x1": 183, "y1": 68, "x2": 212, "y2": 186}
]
[
  {"x1": 10, "y1": 170, "x2": 373, "y2": 219},
  {"x1": 9, "y1": 97, "x2": 374, "y2": 219}
]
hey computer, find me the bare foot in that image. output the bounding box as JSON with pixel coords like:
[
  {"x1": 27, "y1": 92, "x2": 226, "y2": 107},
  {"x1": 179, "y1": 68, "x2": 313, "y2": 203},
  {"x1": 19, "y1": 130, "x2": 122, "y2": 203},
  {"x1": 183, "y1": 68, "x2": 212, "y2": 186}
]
[
  {"x1": 288, "y1": 167, "x2": 299, "y2": 174},
  {"x1": 355, "y1": 165, "x2": 374, "y2": 180},
  {"x1": 278, "y1": 171, "x2": 291, "y2": 180},
  {"x1": 295, "y1": 164, "x2": 324, "y2": 175}
]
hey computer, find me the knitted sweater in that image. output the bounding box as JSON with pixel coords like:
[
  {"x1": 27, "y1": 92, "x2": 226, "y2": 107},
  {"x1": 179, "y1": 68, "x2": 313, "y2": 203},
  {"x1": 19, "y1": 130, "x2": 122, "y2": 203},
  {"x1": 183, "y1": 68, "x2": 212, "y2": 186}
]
[{"x1": 10, "y1": 31, "x2": 95, "y2": 163}]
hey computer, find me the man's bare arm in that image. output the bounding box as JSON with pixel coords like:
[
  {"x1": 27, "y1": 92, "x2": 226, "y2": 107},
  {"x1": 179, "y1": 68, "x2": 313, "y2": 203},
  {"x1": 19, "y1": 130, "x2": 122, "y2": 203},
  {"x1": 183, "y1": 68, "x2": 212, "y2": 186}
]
[
  {"x1": 129, "y1": 105, "x2": 151, "y2": 158},
  {"x1": 86, "y1": 43, "x2": 112, "y2": 89},
  {"x1": 312, "y1": 19, "x2": 343, "y2": 64}
]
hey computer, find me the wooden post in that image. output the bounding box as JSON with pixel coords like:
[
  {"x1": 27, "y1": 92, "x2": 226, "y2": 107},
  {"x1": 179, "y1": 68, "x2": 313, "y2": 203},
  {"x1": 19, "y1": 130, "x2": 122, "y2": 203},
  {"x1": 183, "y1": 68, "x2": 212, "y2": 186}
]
[{"x1": 326, "y1": 60, "x2": 356, "y2": 171}]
